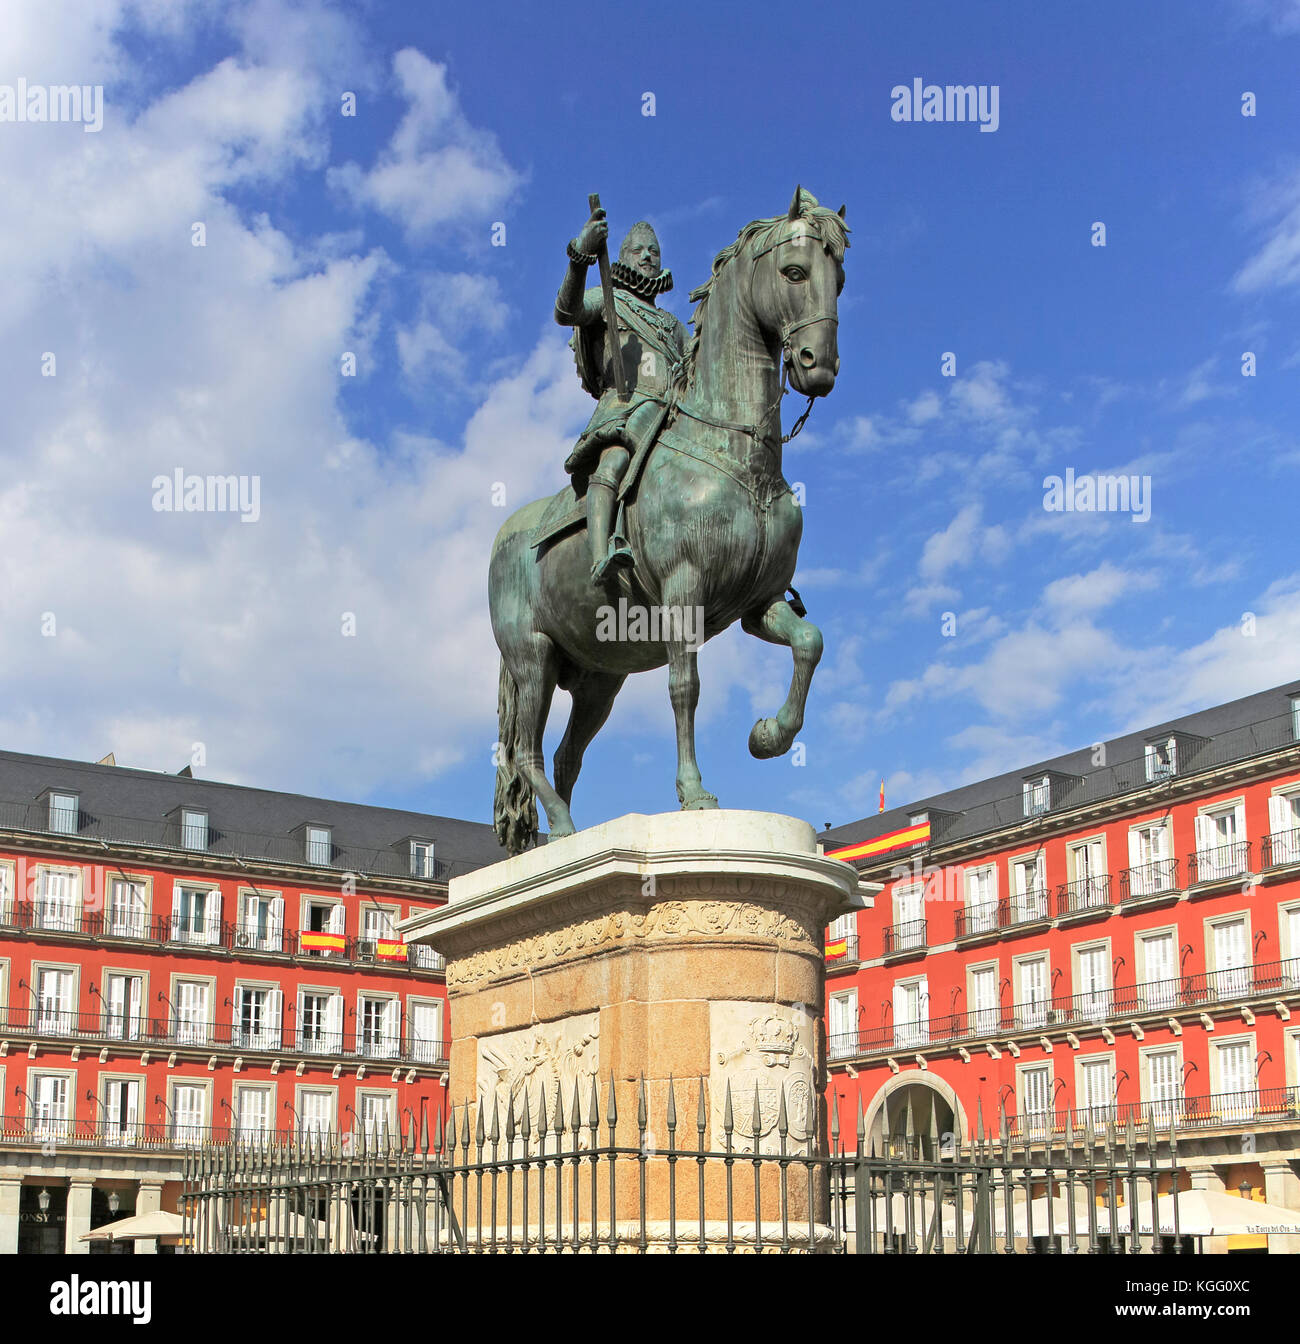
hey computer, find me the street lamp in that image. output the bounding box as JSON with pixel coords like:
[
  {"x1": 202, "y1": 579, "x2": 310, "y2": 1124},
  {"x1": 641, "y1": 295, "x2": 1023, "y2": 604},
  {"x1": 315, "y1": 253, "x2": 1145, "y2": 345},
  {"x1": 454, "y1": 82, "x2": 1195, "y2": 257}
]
[
  {"x1": 107, "y1": 1191, "x2": 120, "y2": 1216},
  {"x1": 37, "y1": 1188, "x2": 50, "y2": 1213}
]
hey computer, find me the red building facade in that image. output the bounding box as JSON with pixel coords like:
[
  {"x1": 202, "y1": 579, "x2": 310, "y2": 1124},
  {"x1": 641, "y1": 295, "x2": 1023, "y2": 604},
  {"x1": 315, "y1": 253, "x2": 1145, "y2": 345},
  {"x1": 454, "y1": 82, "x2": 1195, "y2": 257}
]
[
  {"x1": 0, "y1": 751, "x2": 501, "y2": 1254},
  {"x1": 821, "y1": 682, "x2": 1300, "y2": 1251}
]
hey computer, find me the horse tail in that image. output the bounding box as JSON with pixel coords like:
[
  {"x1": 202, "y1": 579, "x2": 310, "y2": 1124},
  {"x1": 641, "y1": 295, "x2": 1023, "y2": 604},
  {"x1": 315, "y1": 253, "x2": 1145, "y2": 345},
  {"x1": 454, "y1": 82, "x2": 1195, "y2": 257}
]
[{"x1": 493, "y1": 658, "x2": 537, "y2": 855}]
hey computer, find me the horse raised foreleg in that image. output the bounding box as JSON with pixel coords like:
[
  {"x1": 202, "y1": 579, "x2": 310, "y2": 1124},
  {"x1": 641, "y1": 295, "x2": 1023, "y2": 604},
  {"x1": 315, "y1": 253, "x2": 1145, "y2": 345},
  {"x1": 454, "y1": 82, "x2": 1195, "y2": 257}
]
[{"x1": 741, "y1": 595, "x2": 824, "y2": 759}]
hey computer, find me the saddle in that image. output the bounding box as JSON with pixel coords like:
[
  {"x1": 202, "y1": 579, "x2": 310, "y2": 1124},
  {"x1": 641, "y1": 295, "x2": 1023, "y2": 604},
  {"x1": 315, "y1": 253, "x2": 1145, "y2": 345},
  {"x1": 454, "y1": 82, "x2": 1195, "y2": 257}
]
[{"x1": 529, "y1": 400, "x2": 671, "y2": 554}]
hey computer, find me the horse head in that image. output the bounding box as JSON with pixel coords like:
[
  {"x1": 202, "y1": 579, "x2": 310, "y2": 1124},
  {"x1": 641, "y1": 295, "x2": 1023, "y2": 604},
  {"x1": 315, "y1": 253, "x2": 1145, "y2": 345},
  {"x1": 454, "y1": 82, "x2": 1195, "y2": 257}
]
[{"x1": 749, "y1": 186, "x2": 848, "y2": 398}]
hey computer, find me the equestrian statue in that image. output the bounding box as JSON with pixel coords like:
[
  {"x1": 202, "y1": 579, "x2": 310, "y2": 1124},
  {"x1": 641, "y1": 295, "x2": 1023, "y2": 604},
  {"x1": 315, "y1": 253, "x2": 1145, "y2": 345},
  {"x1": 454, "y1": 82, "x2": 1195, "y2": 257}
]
[{"x1": 489, "y1": 186, "x2": 848, "y2": 855}]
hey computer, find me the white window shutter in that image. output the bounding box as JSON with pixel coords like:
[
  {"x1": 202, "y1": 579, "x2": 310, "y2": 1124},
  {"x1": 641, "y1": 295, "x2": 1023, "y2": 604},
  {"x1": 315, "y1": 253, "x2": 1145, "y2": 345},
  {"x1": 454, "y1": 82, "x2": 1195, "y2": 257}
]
[
  {"x1": 170, "y1": 886, "x2": 183, "y2": 939},
  {"x1": 329, "y1": 904, "x2": 345, "y2": 936},
  {"x1": 327, "y1": 994, "x2": 343, "y2": 1053},
  {"x1": 270, "y1": 896, "x2": 284, "y2": 947},
  {"x1": 1193, "y1": 813, "x2": 1208, "y2": 854},
  {"x1": 1269, "y1": 794, "x2": 1288, "y2": 834},
  {"x1": 383, "y1": 999, "x2": 401, "y2": 1055},
  {"x1": 232, "y1": 985, "x2": 244, "y2": 1037},
  {"x1": 267, "y1": 989, "x2": 283, "y2": 1048},
  {"x1": 208, "y1": 888, "x2": 222, "y2": 942}
]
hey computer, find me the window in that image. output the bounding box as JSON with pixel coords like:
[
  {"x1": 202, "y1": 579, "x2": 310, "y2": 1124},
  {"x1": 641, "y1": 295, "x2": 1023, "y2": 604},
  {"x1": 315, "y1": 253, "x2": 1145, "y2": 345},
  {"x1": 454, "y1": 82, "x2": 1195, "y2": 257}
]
[
  {"x1": 299, "y1": 1088, "x2": 334, "y2": 1139},
  {"x1": 1209, "y1": 916, "x2": 1250, "y2": 997},
  {"x1": 357, "y1": 1092, "x2": 393, "y2": 1139},
  {"x1": 1075, "y1": 944, "x2": 1111, "y2": 1020},
  {"x1": 174, "y1": 980, "x2": 210, "y2": 1045},
  {"x1": 1292, "y1": 696, "x2": 1300, "y2": 742},
  {"x1": 1023, "y1": 776, "x2": 1050, "y2": 817},
  {"x1": 171, "y1": 885, "x2": 221, "y2": 945},
  {"x1": 1144, "y1": 1048, "x2": 1182, "y2": 1119},
  {"x1": 1137, "y1": 929, "x2": 1178, "y2": 1010},
  {"x1": 1283, "y1": 906, "x2": 1300, "y2": 987},
  {"x1": 1144, "y1": 738, "x2": 1176, "y2": 782},
  {"x1": 1015, "y1": 954, "x2": 1049, "y2": 1028},
  {"x1": 970, "y1": 964, "x2": 999, "y2": 1035},
  {"x1": 235, "y1": 1085, "x2": 273, "y2": 1143},
  {"x1": 232, "y1": 985, "x2": 282, "y2": 1051},
  {"x1": 1194, "y1": 802, "x2": 1247, "y2": 880},
  {"x1": 361, "y1": 906, "x2": 397, "y2": 956},
  {"x1": 1011, "y1": 854, "x2": 1047, "y2": 923},
  {"x1": 31, "y1": 1073, "x2": 71, "y2": 1139},
  {"x1": 892, "y1": 977, "x2": 928, "y2": 1048},
  {"x1": 1268, "y1": 791, "x2": 1300, "y2": 866},
  {"x1": 172, "y1": 1082, "x2": 206, "y2": 1146},
  {"x1": 237, "y1": 890, "x2": 283, "y2": 952},
  {"x1": 103, "y1": 972, "x2": 143, "y2": 1040},
  {"x1": 409, "y1": 1000, "x2": 443, "y2": 1064},
  {"x1": 1019, "y1": 1064, "x2": 1053, "y2": 1136},
  {"x1": 1213, "y1": 1039, "x2": 1256, "y2": 1117},
  {"x1": 297, "y1": 990, "x2": 344, "y2": 1054},
  {"x1": 36, "y1": 967, "x2": 75, "y2": 1035},
  {"x1": 892, "y1": 884, "x2": 925, "y2": 949},
  {"x1": 102, "y1": 1078, "x2": 140, "y2": 1146},
  {"x1": 48, "y1": 792, "x2": 78, "y2": 834},
  {"x1": 1127, "y1": 822, "x2": 1173, "y2": 896},
  {"x1": 304, "y1": 902, "x2": 345, "y2": 957},
  {"x1": 0, "y1": 864, "x2": 13, "y2": 924},
  {"x1": 181, "y1": 810, "x2": 208, "y2": 851},
  {"x1": 964, "y1": 865, "x2": 998, "y2": 933},
  {"x1": 358, "y1": 996, "x2": 400, "y2": 1059},
  {"x1": 306, "y1": 826, "x2": 332, "y2": 866},
  {"x1": 410, "y1": 841, "x2": 435, "y2": 878},
  {"x1": 828, "y1": 990, "x2": 857, "y2": 1059},
  {"x1": 1078, "y1": 1056, "x2": 1113, "y2": 1122},
  {"x1": 107, "y1": 878, "x2": 147, "y2": 939},
  {"x1": 1067, "y1": 838, "x2": 1107, "y2": 908},
  {"x1": 35, "y1": 868, "x2": 78, "y2": 932}
]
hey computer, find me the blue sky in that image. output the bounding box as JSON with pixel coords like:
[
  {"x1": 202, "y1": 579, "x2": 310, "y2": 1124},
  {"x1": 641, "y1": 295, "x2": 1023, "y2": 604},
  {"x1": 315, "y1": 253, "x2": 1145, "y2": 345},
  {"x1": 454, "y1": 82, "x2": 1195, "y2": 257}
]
[{"x1": 1, "y1": 0, "x2": 1298, "y2": 842}]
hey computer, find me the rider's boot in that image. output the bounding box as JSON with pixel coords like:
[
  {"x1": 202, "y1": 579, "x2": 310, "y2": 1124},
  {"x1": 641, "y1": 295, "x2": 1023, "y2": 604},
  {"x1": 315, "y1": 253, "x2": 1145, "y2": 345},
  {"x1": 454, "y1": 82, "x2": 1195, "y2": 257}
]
[{"x1": 588, "y1": 483, "x2": 634, "y2": 583}]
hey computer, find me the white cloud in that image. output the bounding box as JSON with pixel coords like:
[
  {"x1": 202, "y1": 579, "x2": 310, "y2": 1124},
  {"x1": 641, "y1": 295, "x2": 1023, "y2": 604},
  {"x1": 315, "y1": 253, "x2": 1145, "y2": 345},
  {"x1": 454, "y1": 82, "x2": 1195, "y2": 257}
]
[
  {"x1": 328, "y1": 48, "x2": 522, "y2": 240},
  {"x1": 1234, "y1": 167, "x2": 1300, "y2": 294}
]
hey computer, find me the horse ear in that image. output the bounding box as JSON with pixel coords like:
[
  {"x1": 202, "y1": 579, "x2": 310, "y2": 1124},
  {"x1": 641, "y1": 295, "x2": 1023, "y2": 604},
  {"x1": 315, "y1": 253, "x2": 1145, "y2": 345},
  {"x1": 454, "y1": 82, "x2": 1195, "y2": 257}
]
[
  {"x1": 837, "y1": 203, "x2": 847, "y2": 220},
  {"x1": 788, "y1": 185, "x2": 802, "y2": 220}
]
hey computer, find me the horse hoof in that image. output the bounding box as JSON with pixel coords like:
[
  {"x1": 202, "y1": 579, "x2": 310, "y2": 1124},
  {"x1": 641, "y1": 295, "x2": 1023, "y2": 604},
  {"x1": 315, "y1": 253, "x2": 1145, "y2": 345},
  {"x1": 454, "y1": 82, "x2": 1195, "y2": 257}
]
[
  {"x1": 748, "y1": 717, "x2": 784, "y2": 759},
  {"x1": 548, "y1": 821, "x2": 577, "y2": 840},
  {"x1": 681, "y1": 793, "x2": 719, "y2": 811}
]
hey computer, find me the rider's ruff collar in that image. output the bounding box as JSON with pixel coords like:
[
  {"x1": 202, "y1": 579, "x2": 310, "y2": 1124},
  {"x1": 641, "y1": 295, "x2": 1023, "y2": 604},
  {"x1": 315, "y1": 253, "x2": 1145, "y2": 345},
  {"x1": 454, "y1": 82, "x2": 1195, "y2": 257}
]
[{"x1": 611, "y1": 260, "x2": 673, "y2": 299}]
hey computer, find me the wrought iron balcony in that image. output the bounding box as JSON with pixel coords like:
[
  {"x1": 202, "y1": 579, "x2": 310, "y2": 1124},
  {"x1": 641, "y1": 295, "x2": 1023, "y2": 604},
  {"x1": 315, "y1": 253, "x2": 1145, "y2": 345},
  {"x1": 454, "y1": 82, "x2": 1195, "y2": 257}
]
[
  {"x1": 1118, "y1": 858, "x2": 1179, "y2": 901},
  {"x1": 1263, "y1": 826, "x2": 1300, "y2": 869},
  {"x1": 827, "y1": 956, "x2": 1300, "y2": 1062},
  {"x1": 0, "y1": 1005, "x2": 448, "y2": 1067},
  {"x1": 1054, "y1": 874, "x2": 1113, "y2": 917},
  {"x1": 1187, "y1": 840, "x2": 1251, "y2": 886},
  {"x1": 882, "y1": 919, "x2": 927, "y2": 955},
  {"x1": 824, "y1": 934, "x2": 859, "y2": 966},
  {"x1": 0, "y1": 902, "x2": 445, "y2": 974},
  {"x1": 953, "y1": 890, "x2": 1050, "y2": 940}
]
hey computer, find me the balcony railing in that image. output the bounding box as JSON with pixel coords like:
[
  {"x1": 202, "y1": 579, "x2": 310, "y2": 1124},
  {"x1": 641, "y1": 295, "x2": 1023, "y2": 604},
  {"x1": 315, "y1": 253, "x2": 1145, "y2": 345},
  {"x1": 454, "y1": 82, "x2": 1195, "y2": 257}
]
[
  {"x1": 953, "y1": 890, "x2": 1050, "y2": 939},
  {"x1": 0, "y1": 1117, "x2": 405, "y2": 1153},
  {"x1": 826, "y1": 956, "x2": 1300, "y2": 1061},
  {"x1": 0, "y1": 1006, "x2": 448, "y2": 1066},
  {"x1": 1003, "y1": 1086, "x2": 1300, "y2": 1142},
  {"x1": 882, "y1": 919, "x2": 926, "y2": 955},
  {"x1": 1055, "y1": 874, "x2": 1113, "y2": 917},
  {"x1": 825, "y1": 934, "x2": 859, "y2": 964},
  {"x1": 1118, "y1": 858, "x2": 1179, "y2": 901},
  {"x1": 0, "y1": 903, "x2": 445, "y2": 974},
  {"x1": 1187, "y1": 841, "x2": 1251, "y2": 886},
  {"x1": 1263, "y1": 826, "x2": 1300, "y2": 869}
]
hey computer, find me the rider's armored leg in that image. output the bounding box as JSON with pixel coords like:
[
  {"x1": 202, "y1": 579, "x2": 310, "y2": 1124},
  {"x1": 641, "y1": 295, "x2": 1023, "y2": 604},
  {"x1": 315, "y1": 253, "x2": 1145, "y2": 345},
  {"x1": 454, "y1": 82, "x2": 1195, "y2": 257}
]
[{"x1": 588, "y1": 445, "x2": 632, "y2": 581}]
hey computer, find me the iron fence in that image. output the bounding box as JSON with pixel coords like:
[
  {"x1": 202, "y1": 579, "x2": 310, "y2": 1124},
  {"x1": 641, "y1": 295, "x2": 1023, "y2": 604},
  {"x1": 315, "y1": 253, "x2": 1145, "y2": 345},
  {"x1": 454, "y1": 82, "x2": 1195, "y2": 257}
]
[{"x1": 181, "y1": 1078, "x2": 1180, "y2": 1255}]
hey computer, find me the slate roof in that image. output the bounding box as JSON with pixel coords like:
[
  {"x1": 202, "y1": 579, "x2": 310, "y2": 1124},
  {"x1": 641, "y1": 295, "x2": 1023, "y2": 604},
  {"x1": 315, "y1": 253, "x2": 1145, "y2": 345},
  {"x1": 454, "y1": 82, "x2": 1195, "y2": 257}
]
[
  {"x1": 0, "y1": 749, "x2": 507, "y2": 880},
  {"x1": 822, "y1": 679, "x2": 1300, "y2": 856}
]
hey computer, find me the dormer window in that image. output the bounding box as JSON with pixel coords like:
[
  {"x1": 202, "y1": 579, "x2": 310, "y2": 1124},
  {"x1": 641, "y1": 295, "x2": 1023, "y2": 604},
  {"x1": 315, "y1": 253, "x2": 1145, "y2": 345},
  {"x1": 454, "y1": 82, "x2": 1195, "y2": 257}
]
[
  {"x1": 1144, "y1": 737, "x2": 1176, "y2": 782},
  {"x1": 1022, "y1": 777, "x2": 1050, "y2": 817},
  {"x1": 182, "y1": 809, "x2": 209, "y2": 851},
  {"x1": 306, "y1": 826, "x2": 332, "y2": 866},
  {"x1": 48, "y1": 792, "x2": 78, "y2": 834},
  {"x1": 410, "y1": 840, "x2": 435, "y2": 878}
]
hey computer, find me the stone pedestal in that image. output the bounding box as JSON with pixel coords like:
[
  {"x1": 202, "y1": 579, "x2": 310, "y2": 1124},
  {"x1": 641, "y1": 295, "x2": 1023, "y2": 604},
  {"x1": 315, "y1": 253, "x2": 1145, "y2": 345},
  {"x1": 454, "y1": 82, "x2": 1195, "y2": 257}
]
[{"x1": 400, "y1": 811, "x2": 863, "y2": 1252}]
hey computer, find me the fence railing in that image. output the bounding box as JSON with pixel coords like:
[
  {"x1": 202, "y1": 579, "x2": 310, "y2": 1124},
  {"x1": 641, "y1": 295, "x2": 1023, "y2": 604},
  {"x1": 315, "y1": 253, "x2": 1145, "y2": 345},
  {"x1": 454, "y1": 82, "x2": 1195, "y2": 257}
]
[
  {"x1": 828, "y1": 957, "x2": 1300, "y2": 1060},
  {"x1": 1055, "y1": 874, "x2": 1113, "y2": 917},
  {"x1": 0, "y1": 1006, "x2": 447, "y2": 1066},
  {"x1": 882, "y1": 919, "x2": 926, "y2": 954},
  {"x1": 0, "y1": 904, "x2": 444, "y2": 974},
  {"x1": 1118, "y1": 859, "x2": 1180, "y2": 901},
  {"x1": 954, "y1": 891, "x2": 1050, "y2": 939},
  {"x1": 1262, "y1": 827, "x2": 1300, "y2": 869},
  {"x1": 180, "y1": 1079, "x2": 1180, "y2": 1254},
  {"x1": 0, "y1": 1115, "x2": 399, "y2": 1153}
]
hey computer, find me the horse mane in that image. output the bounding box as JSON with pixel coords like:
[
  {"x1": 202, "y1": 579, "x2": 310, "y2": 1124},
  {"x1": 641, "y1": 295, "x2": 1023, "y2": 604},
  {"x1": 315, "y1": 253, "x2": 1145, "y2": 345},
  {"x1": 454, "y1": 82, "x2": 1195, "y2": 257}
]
[{"x1": 677, "y1": 201, "x2": 850, "y2": 394}]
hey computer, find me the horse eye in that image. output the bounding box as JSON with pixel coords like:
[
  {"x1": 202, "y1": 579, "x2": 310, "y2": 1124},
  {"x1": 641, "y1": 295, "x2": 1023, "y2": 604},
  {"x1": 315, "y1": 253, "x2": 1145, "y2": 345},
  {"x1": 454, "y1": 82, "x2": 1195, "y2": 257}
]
[{"x1": 782, "y1": 266, "x2": 806, "y2": 282}]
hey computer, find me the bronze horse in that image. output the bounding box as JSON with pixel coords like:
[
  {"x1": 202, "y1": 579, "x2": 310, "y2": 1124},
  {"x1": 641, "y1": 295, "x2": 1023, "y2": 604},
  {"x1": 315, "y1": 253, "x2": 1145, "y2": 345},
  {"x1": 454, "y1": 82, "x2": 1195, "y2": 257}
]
[{"x1": 489, "y1": 188, "x2": 848, "y2": 854}]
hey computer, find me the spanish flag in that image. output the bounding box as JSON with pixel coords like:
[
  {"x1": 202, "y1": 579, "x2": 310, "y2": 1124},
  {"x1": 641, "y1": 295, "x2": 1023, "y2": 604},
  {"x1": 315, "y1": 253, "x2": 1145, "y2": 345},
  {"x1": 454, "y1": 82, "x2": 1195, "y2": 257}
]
[
  {"x1": 825, "y1": 937, "x2": 848, "y2": 960},
  {"x1": 301, "y1": 931, "x2": 345, "y2": 952},
  {"x1": 828, "y1": 818, "x2": 931, "y2": 864},
  {"x1": 879, "y1": 778, "x2": 885, "y2": 813},
  {"x1": 376, "y1": 940, "x2": 408, "y2": 961}
]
